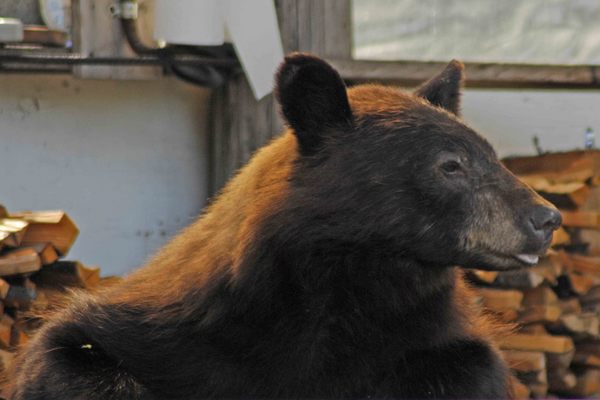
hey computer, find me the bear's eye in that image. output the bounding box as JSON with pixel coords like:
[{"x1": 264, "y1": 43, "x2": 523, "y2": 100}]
[{"x1": 440, "y1": 160, "x2": 462, "y2": 174}]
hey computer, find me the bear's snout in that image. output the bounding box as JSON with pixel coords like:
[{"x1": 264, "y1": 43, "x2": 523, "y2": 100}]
[
  {"x1": 527, "y1": 205, "x2": 562, "y2": 238},
  {"x1": 518, "y1": 204, "x2": 562, "y2": 259}
]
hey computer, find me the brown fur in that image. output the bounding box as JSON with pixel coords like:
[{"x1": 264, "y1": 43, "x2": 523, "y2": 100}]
[
  {"x1": 107, "y1": 133, "x2": 296, "y2": 308},
  {"x1": 10, "y1": 55, "x2": 560, "y2": 399}
]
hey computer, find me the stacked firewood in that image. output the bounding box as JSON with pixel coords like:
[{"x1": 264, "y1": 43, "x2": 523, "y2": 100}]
[
  {"x1": 0, "y1": 204, "x2": 102, "y2": 394},
  {"x1": 469, "y1": 151, "x2": 600, "y2": 398},
  {"x1": 4, "y1": 151, "x2": 600, "y2": 398}
]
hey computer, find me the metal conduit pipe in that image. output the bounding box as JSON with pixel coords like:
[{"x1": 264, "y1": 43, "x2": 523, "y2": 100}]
[
  {"x1": 116, "y1": 0, "x2": 238, "y2": 88},
  {"x1": 0, "y1": 50, "x2": 238, "y2": 67}
]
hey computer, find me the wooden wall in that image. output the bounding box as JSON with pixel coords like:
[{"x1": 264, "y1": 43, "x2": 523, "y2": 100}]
[{"x1": 208, "y1": 0, "x2": 352, "y2": 194}]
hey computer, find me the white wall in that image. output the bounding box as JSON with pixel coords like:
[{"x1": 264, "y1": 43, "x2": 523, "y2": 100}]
[
  {"x1": 462, "y1": 89, "x2": 600, "y2": 158},
  {"x1": 2, "y1": 72, "x2": 599, "y2": 276},
  {"x1": 0, "y1": 75, "x2": 211, "y2": 276}
]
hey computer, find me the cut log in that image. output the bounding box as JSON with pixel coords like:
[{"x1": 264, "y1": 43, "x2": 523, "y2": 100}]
[
  {"x1": 531, "y1": 257, "x2": 564, "y2": 285},
  {"x1": 565, "y1": 253, "x2": 600, "y2": 277},
  {"x1": 572, "y1": 340, "x2": 600, "y2": 368},
  {"x1": 561, "y1": 210, "x2": 600, "y2": 229},
  {"x1": 515, "y1": 368, "x2": 547, "y2": 393},
  {"x1": 10, "y1": 211, "x2": 79, "y2": 256},
  {"x1": 493, "y1": 308, "x2": 520, "y2": 323},
  {"x1": 0, "y1": 219, "x2": 29, "y2": 248},
  {"x1": 519, "y1": 323, "x2": 548, "y2": 335},
  {"x1": 503, "y1": 151, "x2": 597, "y2": 184},
  {"x1": 493, "y1": 270, "x2": 544, "y2": 289},
  {"x1": 522, "y1": 287, "x2": 559, "y2": 306},
  {"x1": 580, "y1": 285, "x2": 600, "y2": 305},
  {"x1": 4, "y1": 278, "x2": 37, "y2": 309},
  {"x1": 558, "y1": 298, "x2": 582, "y2": 314},
  {"x1": 0, "y1": 315, "x2": 13, "y2": 349},
  {"x1": 476, "y1": 288, "x2": 522, "y2": 322},
  {"x1": 9, "y1": 326, "x2": 28, "y2": 348},
  {"x1": 468, "y1": 270, "x2": 498, "y2": 284},
  {"x1": 546, "y1": 349, "x2": 575, "y2": 371},
  {"x1": 520, "y1": 287, "x2": 562, "y2": 325},
  {"x1": 499, "y1": 333, "x2": 574, "y2": 354},
  {"x1": 547, "y1": 368, "x2": 577, "y2": 392},
  {"x1": 477, "y1": 288, "x2": 523, "y2": 312},
  {"x1": 563, "y1": 183, "x2": 591, "y2": 207},
  {"x1": 0, "y1": 280, "x2": 9, "y2": 301},
  {"x1": 0, "y1": 349, "x2": 13, "y2": 372},
  {"x1": 0, "y1": 248, "x2": 41, "y2": 276},
  {"x1": 32, "y1": 261, "x2": 100, "y2": 290},
  {"x1": 519, "y1": 178, "x2": 591, "y2": 209},
  {"x1": 25, "y1": 243, "x2": 59, "y2": 266},
  {"x1": 509, "y1": 374, "x2": 531, "y2": 399},
  {"x1": 518, "y1": 176, "x2": 585, "y2": 194},
  {"x1": 503, "y1": 350, "x2": 546, "y2": 373},
  {"x1": 519, "y1": 305, "x2": 562, "y2": 324},
  {"x1": 551, "y1": 188, "x2": 591, "y2": 210},
  {"x1": 528, "y1": 382, "x2": 548, "y2": 398},
  {"x1": 573, "y1": 352, "x2": 600, "y2": 368},
  {"x1": 494, "y1": 256, "x2": 562, "y2": 289},
  {"x1": 566, "y1": 271, "x2": 599, "y2": 295},
  {"x1": 551, "y1": 227, "x2": 570, "y2": 246},
  {"x1": 550, "y1": 312, "x2": 599, "y2": 338},
  {"x1": 561, "y1": 369, "x2": 600, "y2": 397}
]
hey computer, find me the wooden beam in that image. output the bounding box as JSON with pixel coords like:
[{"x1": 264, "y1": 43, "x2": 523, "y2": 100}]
[
  {"x1": 208, "y1": 0, "x2": 352, "y2": 194},
  {"x1": 503, "y1": 151, "x2": 600, "y2": 183},
  {"x1": 561, "y1": 211, "x2": 600, "y2": 229},
  {"x1": 509, "y1": 375, "x2": 531, "y2": 400},
  {"x1": 477, "y1": 288, "x2": 523, "y2": 312},
  {"x1": 0, "y1": 248, "x2": 41, "y2": 277},
  {"x1": 327, "y1": 59, "x2": 600, "y2": 89},
  {"x1": 10, "y1": 211, "x2": 79, "y2": 256},
  {"x1": 503, "y1": 350, "x2": 546, "y2": 374},
  {"x1": 499, "y1": 333, "x2": 574, "y2": 354}
]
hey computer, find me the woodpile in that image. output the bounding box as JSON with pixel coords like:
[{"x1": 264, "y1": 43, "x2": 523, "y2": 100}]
[
  {"x1": 4, "y1": 151, "x2": 600, "y2": 398},
  {"x1": 0, "y1": 205, "x2": 103, "y2": 396},
  {"x1": 469, "y1": 150, "x2": 600, "y2": 398}
]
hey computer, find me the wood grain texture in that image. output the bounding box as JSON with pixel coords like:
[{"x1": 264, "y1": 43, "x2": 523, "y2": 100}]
[
  {"x1": 329, "y1": 59, "x2": 600, "y2": 89},
  {"x1": 208, "y1": 0, "x2": 352, "y2": 194}
]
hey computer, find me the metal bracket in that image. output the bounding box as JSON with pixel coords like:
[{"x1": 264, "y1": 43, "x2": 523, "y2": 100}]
[{"x1": 109, "y1": 1, "x2": 138, "y2": 19}]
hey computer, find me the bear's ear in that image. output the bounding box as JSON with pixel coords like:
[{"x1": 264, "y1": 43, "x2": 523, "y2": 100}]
[
  {"x1": 414, "y1": 60, "x2": 464, "y2": 116},
  {"x1": 275, "y1": 53, "x2": 353, "y2": 155}
]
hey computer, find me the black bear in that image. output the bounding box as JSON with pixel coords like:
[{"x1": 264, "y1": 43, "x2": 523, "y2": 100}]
[{"x1": 10, "y1": 54, "x2": 561, "y2": 399}]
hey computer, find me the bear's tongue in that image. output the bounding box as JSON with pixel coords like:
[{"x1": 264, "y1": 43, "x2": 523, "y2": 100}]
[{"x1": 515, "y1": 254, "x2": 539, "y2": 265}]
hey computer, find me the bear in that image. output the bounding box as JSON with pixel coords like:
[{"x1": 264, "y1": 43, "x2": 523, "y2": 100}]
[{"x1": 9, "y1": 53, "x2": 561, "y2": 399}]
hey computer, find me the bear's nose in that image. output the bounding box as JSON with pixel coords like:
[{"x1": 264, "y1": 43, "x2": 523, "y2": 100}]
[{"x1": 529, "y1": 206, "x2": 562, "y2": 233}]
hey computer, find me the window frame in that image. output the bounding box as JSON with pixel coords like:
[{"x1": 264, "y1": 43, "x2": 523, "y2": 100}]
[{"x1": 329, "y1": 58, "x2": 600, "y2": 89}]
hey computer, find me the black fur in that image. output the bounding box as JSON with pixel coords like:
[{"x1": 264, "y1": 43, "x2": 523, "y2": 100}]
[
  {"x1": 414, "y1": 59, "x2": 464, "y2": 115},
  {"x1": 11, "y1": 54, "x2": 561, "y2": 399},
  {"x1": 276, "y1": 53, "x2": 353, "y2": 155},
  {"x1": 13, "y1": 256, "x2": 507, "y2": 399}
]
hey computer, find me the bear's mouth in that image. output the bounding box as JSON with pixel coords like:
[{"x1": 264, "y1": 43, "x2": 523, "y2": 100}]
[
  {"x1": 474, "y1": 248, "x2": 546, "y2": 270},
  {"x1": 512, "y1": 253, "x2": 540, "y2": 266}
]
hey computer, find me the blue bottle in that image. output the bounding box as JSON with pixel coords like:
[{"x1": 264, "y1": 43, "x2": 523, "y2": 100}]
[{"x1": 585, "y1": 127, "x2": 595, "y2": 149}]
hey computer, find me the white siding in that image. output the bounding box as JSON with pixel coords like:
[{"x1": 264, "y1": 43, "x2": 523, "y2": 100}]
[{"x1": 0, "y1": 75, "x2": 211, "y2": 276}]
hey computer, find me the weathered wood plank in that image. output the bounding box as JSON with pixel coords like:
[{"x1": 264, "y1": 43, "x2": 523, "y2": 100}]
[
  {"x1": 328, "y1": 59, "x2": 600, "y2": 89},
  {"x1": 324, "y1": 1, "x2": 352, "y2": 58},
  {"x1": 208, "y1": 0, "x2": 352, "y2": 194},
  {"x1": 561, "y1": 210, "x2": 600, "y2": 229},
  {"x1": 499, "y1": 333, "x2": 574, "y2": 354}
]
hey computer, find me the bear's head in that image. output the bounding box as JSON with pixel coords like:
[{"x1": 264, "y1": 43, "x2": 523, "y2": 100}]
[{"x1": 273, "y1": 53, "x2": 561, "y2": 271}]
